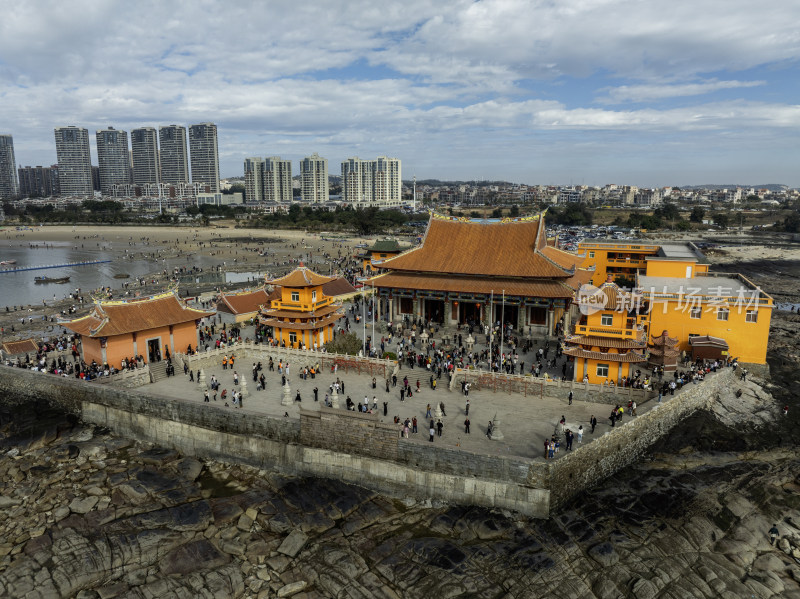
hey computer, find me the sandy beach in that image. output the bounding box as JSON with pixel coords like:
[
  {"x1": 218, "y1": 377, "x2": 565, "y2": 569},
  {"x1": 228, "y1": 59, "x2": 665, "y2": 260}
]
[{"x1": 0, "y1": 222, "x2": 370, "y2": 342}]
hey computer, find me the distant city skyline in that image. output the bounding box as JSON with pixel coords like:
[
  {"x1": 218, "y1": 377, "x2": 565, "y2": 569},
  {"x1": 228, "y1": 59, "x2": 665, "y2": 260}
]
[{"x1": 3, "y1": 1, "x2": 800, "y2": 187}]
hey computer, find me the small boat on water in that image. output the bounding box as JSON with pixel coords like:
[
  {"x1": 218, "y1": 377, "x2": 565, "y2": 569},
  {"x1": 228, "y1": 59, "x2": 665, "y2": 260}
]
[
  {"x1": 34, "y1": 275, "x2": 70, "y2": 284},
  {"x1": 0, "y1": 260, "x2": 16, "y2": 265}
]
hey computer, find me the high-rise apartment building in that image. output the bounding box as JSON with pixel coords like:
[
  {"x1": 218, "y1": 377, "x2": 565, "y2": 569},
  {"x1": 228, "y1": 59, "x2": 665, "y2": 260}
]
[
  {"x1": 159, "y1": 125, "x2": 189, "y2": 185},
  {"x1": 0, "y1": 134, "x2": 19, "y2": 199},
  {"x1": 244, "y1": 157, "x2": 264, "y2": 202},
  {"x1": 188, "y1": 123, "x2": 220, "y2": 193},
  {"x1": 131, "y1": 127, "x2": 160, "y2": 186},
  {"x1": 18, "y1": 165, "x2": 58, "y2": 197},
  {"x1": 54, "y1": 126, "x2": 93, "y2": 196},
  {"x1": 263, "y1": 157, "x2": 292, "y2": 202},
  {"x1": 341, "y1": 156, "x2": 401, "y2": 205},
  {"x1": 96, "y1": 127, "x2": 131, "y2": 196},
  {"x1": 300, "y1": 152, "x2": 328, "y2": 203}
]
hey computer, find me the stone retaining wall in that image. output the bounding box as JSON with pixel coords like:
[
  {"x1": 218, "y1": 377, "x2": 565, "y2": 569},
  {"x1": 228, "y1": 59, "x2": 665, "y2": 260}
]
[
  {"x1": 544, "y1": 368, "x2": 732, "y2": 509},
  {"x1": 0, "y1": 364, "x2": 729, "y2": 518}
]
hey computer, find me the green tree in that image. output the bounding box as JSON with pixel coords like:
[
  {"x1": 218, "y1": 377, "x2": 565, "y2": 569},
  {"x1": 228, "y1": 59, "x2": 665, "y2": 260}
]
[
  {"x1": 324, "y1": 332, "x2": 363, "y2": 355},
  {"x1": 713, "y1": 213, "x2": 730, "y2": 229},
  {"x1": 689, "y1": 206, "x2": 705, "y2": 223},
  {"x1": 782, "y1": 212, "x2": 800, "y2": 233}
]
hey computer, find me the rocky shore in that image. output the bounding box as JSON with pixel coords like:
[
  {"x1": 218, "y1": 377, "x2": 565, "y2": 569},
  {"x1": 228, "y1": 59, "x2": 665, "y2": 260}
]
[{"x1": 0, "y1": 371, "x2": 798, "y2": 599}]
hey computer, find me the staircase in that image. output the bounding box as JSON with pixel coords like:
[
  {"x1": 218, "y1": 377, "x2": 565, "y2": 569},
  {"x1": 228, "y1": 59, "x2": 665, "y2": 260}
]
[
  {"x1": 395, "y1": 366, "x2": 446, "y2": 394},
  {"x1": 149, "y1": 361, "x2": 169, "y2": 383}
]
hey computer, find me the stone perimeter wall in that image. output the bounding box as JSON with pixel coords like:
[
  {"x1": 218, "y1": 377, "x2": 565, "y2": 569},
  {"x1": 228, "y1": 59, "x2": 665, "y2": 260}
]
[
  {"x1": 545, "y1": 368, "x2": 733, "y2": 509},
  {"x1": 0, "y1": 366, "x2": 549, "y2": 517},
  {"x1": 0, "y1": 365, "x2": 729, "y2": 518}
]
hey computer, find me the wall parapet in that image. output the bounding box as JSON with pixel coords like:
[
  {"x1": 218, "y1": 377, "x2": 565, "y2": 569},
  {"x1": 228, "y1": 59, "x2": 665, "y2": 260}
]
[{"x1": 450, "y1": 367, "x2": 656, "y2": 404}]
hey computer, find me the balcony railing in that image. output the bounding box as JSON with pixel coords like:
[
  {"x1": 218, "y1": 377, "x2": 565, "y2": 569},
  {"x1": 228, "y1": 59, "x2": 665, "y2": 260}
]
[{"x1": 574, "y1": 324, "x2": 644, "y2": 340}]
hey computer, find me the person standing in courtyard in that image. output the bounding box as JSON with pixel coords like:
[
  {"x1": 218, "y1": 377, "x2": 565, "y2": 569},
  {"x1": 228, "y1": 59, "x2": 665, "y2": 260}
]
[
  {"x1": 465, "y1": 398, "x2": 470, "y2": 415},
  {"x1": 590, "y1": 415, "x2": 597, "y2": 433},
  {"x1": 429, "y1": 424, "x2": 435, "y2": 442},
  {"x1": 464, "y1": 417, "x2": 470, "y2": 434},
  {"x1": 577, "y1": 425, "x2": 583, "y2": 444},
  {"x1": 568, "y1": 390, "x2": 573, "y2": 405}
]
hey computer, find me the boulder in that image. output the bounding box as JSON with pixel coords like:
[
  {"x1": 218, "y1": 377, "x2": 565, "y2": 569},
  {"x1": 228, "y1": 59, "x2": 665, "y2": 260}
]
[
  {"x1": 69, "y1": 496, "x2": 99, "y2": 514},
  {"x1": 277, "y1": 530, "x2": 308, "y2": 558},
  {"x1": 277, "y1": 581, "x2": 307, "y2": 597}
]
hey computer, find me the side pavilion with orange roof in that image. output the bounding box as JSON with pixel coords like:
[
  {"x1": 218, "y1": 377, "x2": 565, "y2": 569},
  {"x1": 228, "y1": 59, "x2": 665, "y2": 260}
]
[
  {"x1": 369, "y1": 212, "x2": 592, "y2": 336},
  {"x1": 259, "y1": 264, "x2": 344, "y2": 349},
  {"x1": 216, "y1": 287, "x2": 271, "y2": 323},
  {"x1": 62, "y1": 290, "x2": 214, "y2": 367}
]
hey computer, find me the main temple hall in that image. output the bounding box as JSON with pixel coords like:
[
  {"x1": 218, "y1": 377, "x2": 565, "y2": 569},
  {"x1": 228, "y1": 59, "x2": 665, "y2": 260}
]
[{"x1": 368, "y1": 212, "x2": 592, "y2": 336}]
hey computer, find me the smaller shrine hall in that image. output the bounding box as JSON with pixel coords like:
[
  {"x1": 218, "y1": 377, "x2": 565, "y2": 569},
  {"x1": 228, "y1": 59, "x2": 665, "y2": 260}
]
[
  {"x1": 62, "y1": 290, "x2": 214, "y2": 367},
  {"x1": 259, "y1": 264, "x2": 344, "y2": 349},
  {"x1": 358, "y1": 239, "x2": 406, "y2": 272},
  {"x1": 216, "y1": 287, "x2": 271, "y2": 323}
]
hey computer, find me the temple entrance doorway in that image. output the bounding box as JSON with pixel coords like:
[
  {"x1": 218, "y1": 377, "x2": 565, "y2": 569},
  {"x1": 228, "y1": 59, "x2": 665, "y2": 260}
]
[
  {"x1": 459, "y1": 302, "x2": 481, "y2": 324},
  {"x1": 147, "y1": 338, "x2": 162, "y2": 363},
  {"x1": 423, "y1": 299, "x2": 445, "y2": 324}
]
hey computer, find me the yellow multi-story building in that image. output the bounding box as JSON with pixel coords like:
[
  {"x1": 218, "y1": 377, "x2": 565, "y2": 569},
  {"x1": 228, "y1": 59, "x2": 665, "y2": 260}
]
[
  {"x1": 259, "y1": 264, "x2": 343, "y2": 349},
  {"x1": 563, "y1": 279, "x2": 649, "y2": 384},
  {"x1": 639, "y1": 256, "x2": 771, "y2": 365},
  {"x1": 567, "y1": 242, "x2": 772, "y2": 382},
  {"x1": 579, "y1": 240, "x2": 710, "y2": 286}
]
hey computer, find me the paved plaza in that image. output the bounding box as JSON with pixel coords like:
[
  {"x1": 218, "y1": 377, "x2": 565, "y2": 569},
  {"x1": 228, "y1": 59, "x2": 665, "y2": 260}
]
[
  {"x1": 147, "y1": 361, "x2": 668, "y2": 462},
  {"x1": 144, "y1": 310, "x2": 678, "y2": 463}
]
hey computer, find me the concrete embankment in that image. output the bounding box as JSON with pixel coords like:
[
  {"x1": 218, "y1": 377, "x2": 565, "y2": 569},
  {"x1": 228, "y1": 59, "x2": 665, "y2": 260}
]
[{"x1": 0, "y1": 366, "x2": 733, "y2": 517}]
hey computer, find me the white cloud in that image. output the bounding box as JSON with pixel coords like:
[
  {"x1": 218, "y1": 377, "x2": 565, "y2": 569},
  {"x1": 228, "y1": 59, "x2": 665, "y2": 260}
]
[
  {"x1": 1, "y1": 0, "x2": 799, "y2": 184},
  {"x1": 596, "y1": 80, "x2": 767, "y2": 104}
]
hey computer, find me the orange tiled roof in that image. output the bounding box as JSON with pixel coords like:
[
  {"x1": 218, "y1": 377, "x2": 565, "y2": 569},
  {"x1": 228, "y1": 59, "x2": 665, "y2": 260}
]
[
  {"x1": 322, "y1": 277, "x2": 357, "y2": 297},
  {"x1": 260, "y1": 312, "x2": 343, "y2": 330},
  {"x1": 269, "y1": 265, "x2": 333, "y2": 288},
  {"x1": 565, "y1": 335, "x2": 646, "y2": 349},
  {"x1": 562, "y1": 347, "x2": 647, "y2": 362},
  {"x1": 381, "y1": 216, "x2": 575, "y2": 278},
  {"x1": 217, "y1": 288, "x2": 270, "y2": 315},
  {"x1": 541, "y1": 245, "x2": 583, "y2": 269},
  {"x1": 2, "y1": 339, "x2": 39, "y2": 355},
  {"x1": 565, "y1": 268, "x2": 594, "y2": 291},
  {"x1": 62, "y1": 292, "x2": 214, "y2": 337},
  {"x1": 370, "y1": 271, "x2": 575, "y2": 298},
  {"x1": 262, "y1": 303, "x2": 341, "y2": 319}
]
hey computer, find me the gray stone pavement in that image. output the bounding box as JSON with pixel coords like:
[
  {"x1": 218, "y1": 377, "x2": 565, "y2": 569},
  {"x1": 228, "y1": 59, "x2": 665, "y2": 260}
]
[
  {"x1": 145, "y1": 354, "x2": 672, "y2": 463},
  {"x1": 141, "y1": 299, "x2": 674, "y2": 462}
]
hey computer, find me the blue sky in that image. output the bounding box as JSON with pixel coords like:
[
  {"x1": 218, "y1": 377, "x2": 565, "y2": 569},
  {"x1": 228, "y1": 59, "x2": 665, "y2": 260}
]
[{"x1": 1, "y1": 0, "x2": 799, "y2": 187}]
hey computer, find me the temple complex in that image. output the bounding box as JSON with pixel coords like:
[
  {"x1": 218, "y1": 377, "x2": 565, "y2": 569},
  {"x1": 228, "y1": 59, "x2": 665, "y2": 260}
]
[
  {"x1": 259, "y1": 264, "x2": 344, "y2": 349},
  {"x1": 369, "y1": 212, "x2": 592, "y2": 336},
  {"x1": 62, "y1": 290, "x2": 214, "y2": 366}
]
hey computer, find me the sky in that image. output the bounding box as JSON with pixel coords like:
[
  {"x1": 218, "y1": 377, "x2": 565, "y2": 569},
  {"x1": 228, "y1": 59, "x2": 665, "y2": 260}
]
[{"x1": 2, "y1": 0, "x2": 800, "y2": 187}]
